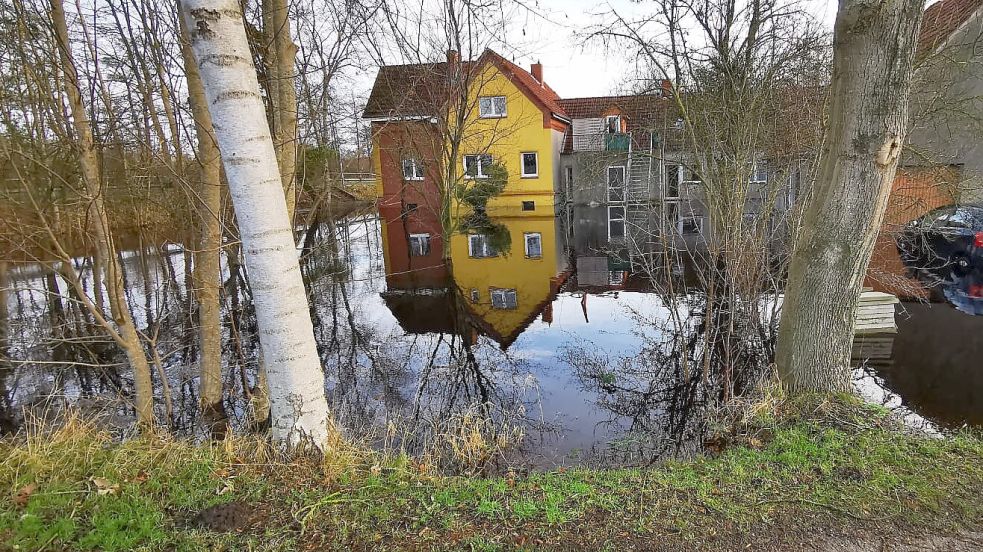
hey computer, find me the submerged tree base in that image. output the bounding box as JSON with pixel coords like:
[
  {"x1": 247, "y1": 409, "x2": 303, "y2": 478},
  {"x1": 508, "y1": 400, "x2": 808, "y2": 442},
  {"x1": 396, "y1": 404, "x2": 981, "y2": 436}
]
[{"x1": 2, "y1": 398, "x2": 981, "y2": 551}]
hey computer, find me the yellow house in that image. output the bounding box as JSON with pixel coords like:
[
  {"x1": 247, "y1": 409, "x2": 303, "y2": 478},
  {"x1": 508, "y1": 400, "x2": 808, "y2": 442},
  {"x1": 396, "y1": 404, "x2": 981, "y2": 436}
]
[
  {"x1": 363, "y1": 48, "x2": 571, "y2": 218},
  {"x1": 450, "y1": 52, "x2": 571, "y2": 217},
  {"x1": 364, "y1": 49, "x2": 573, "y2": 347}
]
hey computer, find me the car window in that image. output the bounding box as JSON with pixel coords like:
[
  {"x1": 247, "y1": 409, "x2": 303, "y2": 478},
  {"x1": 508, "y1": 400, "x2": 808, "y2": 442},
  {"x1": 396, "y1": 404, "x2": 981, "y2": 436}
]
[
  {"x1": 919, "y1": 207, "x2": 958, "y2": 229},
  {"x1": 951, "y1": 206, "x2": 983, "y2": 229},
  {"x1": 921, "y1": 206, "x2": 983, "y2": 230}
]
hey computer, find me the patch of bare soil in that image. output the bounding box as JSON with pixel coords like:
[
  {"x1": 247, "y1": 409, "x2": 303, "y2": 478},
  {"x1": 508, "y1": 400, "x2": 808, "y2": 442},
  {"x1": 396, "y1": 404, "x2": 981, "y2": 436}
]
[
  {"x1": 810, "y1": 530, "x2": 983, "y2": 551},
  {"x1": 191, "y1": 501, "x2": 260, "y2": 532}
]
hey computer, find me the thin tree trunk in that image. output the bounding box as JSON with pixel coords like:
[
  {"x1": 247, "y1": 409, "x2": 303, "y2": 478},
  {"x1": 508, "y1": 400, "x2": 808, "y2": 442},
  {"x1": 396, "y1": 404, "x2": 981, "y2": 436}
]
[
  {"x1": 264, "y1": 0, "x2": 299, "y2": 222},
  {"x1": 51, "y1": 0, "x2": 155, "y2": 427},
  {"x1": 181, "y1": 0, "x2": 331, "y2": 447},
  {"x1": 776, "y1": 0, "x2": 924, "y2": 393},
  {"x1": 178, "y1": 0, "x2": 225, "y2": 421}
]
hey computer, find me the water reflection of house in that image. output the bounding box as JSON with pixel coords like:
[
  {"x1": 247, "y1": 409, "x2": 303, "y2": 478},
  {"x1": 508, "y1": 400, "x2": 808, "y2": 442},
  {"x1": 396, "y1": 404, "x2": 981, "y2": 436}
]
[
  {"x1": 379, "y1": 207, "x2": 569, "y2": 349},
  {"x1": 449, "y1": 214, "x2": 569, "y2": 347}
]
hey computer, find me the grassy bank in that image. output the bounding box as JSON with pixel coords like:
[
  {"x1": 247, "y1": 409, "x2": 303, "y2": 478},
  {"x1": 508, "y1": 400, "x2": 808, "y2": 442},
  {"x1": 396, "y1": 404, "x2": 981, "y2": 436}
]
[{"x1": 2, "y1": 399, "x2": 981, "y2": 551}]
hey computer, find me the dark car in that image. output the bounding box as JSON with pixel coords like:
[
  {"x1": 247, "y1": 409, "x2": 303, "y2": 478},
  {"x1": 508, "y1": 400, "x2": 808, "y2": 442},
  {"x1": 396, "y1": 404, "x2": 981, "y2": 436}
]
[{"x1": 896, "y1": 204, "x2": 983, "y2": 283}]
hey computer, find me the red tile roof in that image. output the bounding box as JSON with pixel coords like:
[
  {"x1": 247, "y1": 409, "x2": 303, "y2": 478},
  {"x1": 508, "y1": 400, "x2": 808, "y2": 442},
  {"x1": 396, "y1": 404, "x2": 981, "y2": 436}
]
[
  {"x1": 555, "y1": 94, "x2": 670, "y2": 152},
  {"x1": 362, "y1": 49, "x2": 568, "y2": 122},
  {"x1": 488, "y1": 54, "x2": 568, "y2": 119},
  {"x1": 556, "y1": 94, "x2": 667, "y2": 125},
  {"x1": 918, "y1": 0, "x2": 983, "y2": 56}
]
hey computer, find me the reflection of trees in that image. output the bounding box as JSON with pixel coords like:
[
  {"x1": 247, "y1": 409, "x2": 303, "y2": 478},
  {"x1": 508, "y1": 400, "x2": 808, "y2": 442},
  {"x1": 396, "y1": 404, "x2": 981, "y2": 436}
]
[
  {"x1": 0, "y1": 245, "x2": 206, "y2": 433},
  {"x1": 406, "y1": 286, "x2": 543, "y2": 472},
  {"x1": 3, "y1": 208, "x2": 546, "y2": 471},
  {"x1": 565, "y1": 290, "x2": 773, "y2": 465}
]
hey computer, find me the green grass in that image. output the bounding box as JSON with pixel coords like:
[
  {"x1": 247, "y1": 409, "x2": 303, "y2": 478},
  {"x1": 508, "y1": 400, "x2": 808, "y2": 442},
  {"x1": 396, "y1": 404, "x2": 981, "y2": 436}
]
[{"x1": 1, "y1": 399, "x2": 982, "y2": 551}]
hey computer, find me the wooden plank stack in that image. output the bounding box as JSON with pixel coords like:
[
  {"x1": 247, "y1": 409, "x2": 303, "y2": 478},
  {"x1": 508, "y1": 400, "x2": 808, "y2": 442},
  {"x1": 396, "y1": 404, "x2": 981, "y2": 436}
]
[
  {"x1": 851, "y1": 334, "x2": 895, "y2": 368},
  {"x1": 854, "y1": 290, "x2": 899, "y2": 335}
]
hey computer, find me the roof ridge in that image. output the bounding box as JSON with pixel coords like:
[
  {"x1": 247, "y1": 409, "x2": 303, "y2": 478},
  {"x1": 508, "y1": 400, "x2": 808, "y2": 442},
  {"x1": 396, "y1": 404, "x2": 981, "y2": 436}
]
[{"x1": 558, "y1": 93, "x2": 666, "y2": 102}]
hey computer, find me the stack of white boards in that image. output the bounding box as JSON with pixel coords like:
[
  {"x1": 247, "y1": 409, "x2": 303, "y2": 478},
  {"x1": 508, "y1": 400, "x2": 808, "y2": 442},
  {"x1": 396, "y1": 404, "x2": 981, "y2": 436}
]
[{"x1": 854, "y1": 291, "x2": 899, "y2": 335}]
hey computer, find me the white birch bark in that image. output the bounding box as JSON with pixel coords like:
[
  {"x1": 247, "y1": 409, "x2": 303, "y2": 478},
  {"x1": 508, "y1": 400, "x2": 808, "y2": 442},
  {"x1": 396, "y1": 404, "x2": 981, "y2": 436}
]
[
  {"x1": 776, "y1": 0, "x2": 924, "y2": 393},
  {"x1": 180, "y1": 0, "x2": 331, "y2": 447}
]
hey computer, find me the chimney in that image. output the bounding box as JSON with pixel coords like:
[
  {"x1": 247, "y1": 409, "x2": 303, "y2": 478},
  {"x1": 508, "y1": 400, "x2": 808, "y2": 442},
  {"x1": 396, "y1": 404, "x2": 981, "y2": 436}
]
[
  {"x1": 447, "y1": 49, "x2": 460, "y2": 65},
  {"x1": 530, "y1": 62, "x2": 543, "y2": 84}
]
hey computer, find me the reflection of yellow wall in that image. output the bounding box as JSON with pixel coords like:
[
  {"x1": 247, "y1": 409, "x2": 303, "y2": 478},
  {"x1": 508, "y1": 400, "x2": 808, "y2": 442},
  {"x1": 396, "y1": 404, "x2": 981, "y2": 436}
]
[
  {"x1": 450, "y1": 215, "x2": 561, "y2": 341},
  {"x1": 454, "y1": 63, "x2": 557, "y2": 216}
]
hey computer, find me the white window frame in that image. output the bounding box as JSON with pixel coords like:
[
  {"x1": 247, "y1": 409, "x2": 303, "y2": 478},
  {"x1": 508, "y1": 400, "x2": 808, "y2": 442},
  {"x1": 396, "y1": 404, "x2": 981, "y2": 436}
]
[
  {"x1": 608, "y1": 205, "x2": 626, "y2": 240},
  {"x1": 749, "y1": 161, "x2": 768, "y2": 185},
  {"x1": 605, "y1": 115, "x2": 621, "y2": 133},
  {"x1": 607, "y1": 166, "x2": 626, "y2": 203},
  {"x1": 609, "y1": 271, "x2": 626, "y2": 286},
  {"x1": 523, "y1": 232, "x2": 543, "y2": 258},
  {"x1": 463, "y1": 154, "x2": 492, "y2": 179},
  {"x1": 490, "y1": 288, "x2": 518, "y2": 310},
  {"x1": 470, "y1": 288, "x2": 480, "y2": 303},
  {"x1": 401, "y1": 158, "x2": 424, "y2": 180},
  {"x1": 520, "y1": 152, "x2": 539, "y2": 178},
  {"x1": 468, "y1": 234, "x2": 496, "y2": 258},
  {"x1": 408, "y1": 233, "x2": 431, "y2": 256},
  {"x1": 478, "y1": 95, "x2": 507, "y2": 118}
]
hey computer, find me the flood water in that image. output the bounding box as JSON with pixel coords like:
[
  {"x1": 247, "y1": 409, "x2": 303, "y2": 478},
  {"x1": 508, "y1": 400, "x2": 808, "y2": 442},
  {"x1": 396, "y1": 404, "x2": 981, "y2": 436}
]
[{"x1": 1, "y1": 206, "x2": 981, "y2": 469}]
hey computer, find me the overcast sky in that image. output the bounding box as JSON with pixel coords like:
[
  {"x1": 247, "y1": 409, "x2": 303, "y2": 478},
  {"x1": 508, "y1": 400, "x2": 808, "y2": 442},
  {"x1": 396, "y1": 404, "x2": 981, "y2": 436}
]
[
  {"x1": 355, "y1": 0, "x2": 841, "y2": 101},
  {"x1": 498, "y1": 0, "x2": 840, "y2": 98}
]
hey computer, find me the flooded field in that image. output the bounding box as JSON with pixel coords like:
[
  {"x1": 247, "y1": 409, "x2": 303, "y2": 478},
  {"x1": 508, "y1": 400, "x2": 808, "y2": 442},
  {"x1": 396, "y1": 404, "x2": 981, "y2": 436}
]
[{"x1": 2, "y1": 207, "x2": 981, "y2": 469}]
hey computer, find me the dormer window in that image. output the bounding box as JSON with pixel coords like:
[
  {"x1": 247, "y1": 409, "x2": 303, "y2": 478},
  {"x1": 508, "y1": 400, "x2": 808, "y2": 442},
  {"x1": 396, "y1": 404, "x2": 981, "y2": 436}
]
[
  {"x1": 605, "y1": 115, "x2": 621, "y2": 133},
  {"x1": 479, "y1": 96, "x2": 507, "y2": 118}
]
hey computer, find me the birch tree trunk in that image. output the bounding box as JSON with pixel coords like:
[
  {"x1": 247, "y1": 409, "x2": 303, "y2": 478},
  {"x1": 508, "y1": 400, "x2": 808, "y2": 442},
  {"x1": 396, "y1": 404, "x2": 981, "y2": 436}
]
[
  {"x1": 178, "y1": 1, "x2": 224, "y2": 419},
  {"x1": 181, "y1": 0, "x2": 331, "y2": 447},
  {"x1": 51, "y1": 0, "x2": 155, "y2": 426},
  {"x1": 776, "y1": 0, "x2": 924, "y2": 393}
]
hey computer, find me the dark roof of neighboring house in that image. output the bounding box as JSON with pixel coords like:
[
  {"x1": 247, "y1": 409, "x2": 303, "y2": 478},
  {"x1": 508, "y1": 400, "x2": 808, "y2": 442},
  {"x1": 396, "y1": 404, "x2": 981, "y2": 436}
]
[
  {"x1": 362, "y1": 61, "x2": 463, "y2": 119},
  {"x1": 918, "y1": 0, "x2": 983, "y2": 56},
  {"x1": 362, "y1": 49, "x2": 568, "y2": 122}
]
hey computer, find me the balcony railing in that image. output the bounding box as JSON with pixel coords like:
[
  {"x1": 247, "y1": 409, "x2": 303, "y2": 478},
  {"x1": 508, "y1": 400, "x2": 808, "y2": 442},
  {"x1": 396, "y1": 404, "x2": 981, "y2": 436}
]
[{"x1": 604, "y1": 132, "x2": 631, "y2": 152}]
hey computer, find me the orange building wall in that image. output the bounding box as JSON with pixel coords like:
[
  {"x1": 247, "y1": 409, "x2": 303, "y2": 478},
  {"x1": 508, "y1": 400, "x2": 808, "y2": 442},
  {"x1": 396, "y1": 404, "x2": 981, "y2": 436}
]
[{"x1": 865, "y1": 165, "x2": 960, "y2": 298}]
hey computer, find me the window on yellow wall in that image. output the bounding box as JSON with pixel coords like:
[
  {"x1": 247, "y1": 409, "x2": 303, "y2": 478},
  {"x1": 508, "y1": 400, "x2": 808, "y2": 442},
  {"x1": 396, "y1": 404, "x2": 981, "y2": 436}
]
[
  {"x1": 524, "y1": 232, "x2": 542, "y2": 258},
  {"x1": 468, "y1": 234, "x2": 497, "y2": 258},
  {"x1": 520, "y1": 152, "x2": 538, "y2": 178},
  {"x1": 479, "y1": 96, "x2": 506, "y2": 118},
  {"x1": 464, "y1": 154, "x2": 492, "y2": 179},
  {"x1": 490, "y1": 288, "x2": 517, "y2": 310}
]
